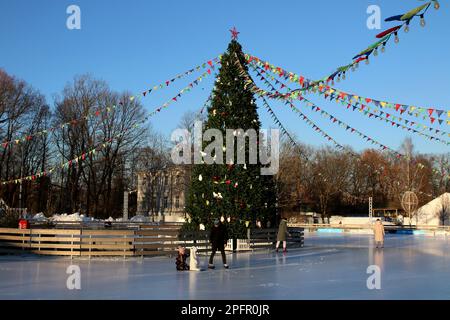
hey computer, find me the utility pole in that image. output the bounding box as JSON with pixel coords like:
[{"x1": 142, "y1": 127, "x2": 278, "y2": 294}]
[{"x1": 123, "y1": 190, "x2": 129, "y2": 221}]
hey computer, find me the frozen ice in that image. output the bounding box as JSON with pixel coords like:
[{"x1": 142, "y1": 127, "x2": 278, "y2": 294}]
[{"x1": 1, "y1": 233, "x2": 450, "y2": 299}]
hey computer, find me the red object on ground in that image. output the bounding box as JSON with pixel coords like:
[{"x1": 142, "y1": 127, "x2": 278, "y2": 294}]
[{"x1": 18, "y1": 219, "x2": 29, "y2": 229}]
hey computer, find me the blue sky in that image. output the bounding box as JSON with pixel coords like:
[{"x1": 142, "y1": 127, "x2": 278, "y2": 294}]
[{"x1": 0, "y1": 0, "x2": 448, "y2": 154}]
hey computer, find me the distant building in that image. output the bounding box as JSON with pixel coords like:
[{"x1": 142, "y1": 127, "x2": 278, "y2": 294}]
[{"x1": 136, "y1": 165, "x2": 190, "y2": 222}]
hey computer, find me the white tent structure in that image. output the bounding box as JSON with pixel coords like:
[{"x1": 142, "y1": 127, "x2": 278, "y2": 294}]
[{"x1": 415, "y1": 193, "x2": 450, "y2": 226}]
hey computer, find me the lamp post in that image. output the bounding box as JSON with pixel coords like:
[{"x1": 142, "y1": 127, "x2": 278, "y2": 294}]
[{"x1": 18, "y1": 131, "x2": 25, "y2": 214}]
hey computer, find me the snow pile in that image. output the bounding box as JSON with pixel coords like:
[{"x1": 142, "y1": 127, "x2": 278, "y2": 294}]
[
  {"x1": 130, "y1": 215, "x2": 149, "y2": 222},
  {"x1": 416, "y1": 193, "x2": 450, "y2": 226},
  {"x1": 31, "y1": 213, "x2": 48, "y2": 222},
  {"x1": 50, "y1": 212, "x2": 94, "y2": 222}
]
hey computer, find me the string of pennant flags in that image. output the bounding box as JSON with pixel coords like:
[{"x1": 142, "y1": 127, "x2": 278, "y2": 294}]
[
  {"x1": 244, "y1": 54, "x2": 449, "y2": 124},
  {"x1": 249, "y1": 63, "x2": 404, "y2": 158},
  {"x1": 315, "y1": 85, "x2": 448, "y2": 125},
  {"x1": 249, "y1": 63, "x2": 450, "y2": 181},
  {"x1": 252, "y1": 62, "x2": 450, "y2": 146},
  {"x1": 1, "y1": 60, "x2": 219, "y2": 185},
  {"x1": 234, "y1": 59, "x2": 346, "y2": 151},
  {"x1": 140, "y1": 56, "x2": 221, "y2": 97},
  {"x1": 315, "y1": 90, "x2": 450, "y2": 146},
  {"x1": 259, "y1": 95, "x2": 300, "y2": 151},
  {"x1": 324, "y1": 1, "x2": 440, "y2": 84},
  {"x1": 319, "y1": 92, "x2": 450, "y2": 137},
  {"x1": 1, "y1": 56, "x2": 221, "y2": 151}
]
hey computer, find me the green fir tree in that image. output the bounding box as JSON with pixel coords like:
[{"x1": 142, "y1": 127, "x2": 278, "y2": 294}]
[{"x1": 184, "y1": 39, "x2": 277, "y2": 238}]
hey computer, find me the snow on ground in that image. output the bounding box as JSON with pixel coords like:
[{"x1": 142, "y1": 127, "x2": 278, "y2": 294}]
[
  {"x1": 1, "y1": 234, "x2": 450, "y2": 299},
  {"x1": 30, "y1": 213, "x2": 124, "y2": 223}
]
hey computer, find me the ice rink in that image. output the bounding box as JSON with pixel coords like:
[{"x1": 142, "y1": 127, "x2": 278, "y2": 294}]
[{"x1": 1, "y1": 233, "x2": 450, "y2": 300}]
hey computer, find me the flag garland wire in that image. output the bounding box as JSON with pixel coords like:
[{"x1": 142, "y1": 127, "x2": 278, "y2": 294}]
[
  {"x1": 234, "y1": 56, "x2": 346, "y2": 151},
  {"x1": 249, "y1": 62, "x2": 403, "y2": 158},
  {"x1": 252, "y1": 61, "x2": 450, "y2": 147},
  {"x1": 245, "y1": 54, "x2": 449, "y2": 124},
  {"x1": 0, "y1": 59, "x2": 220, "y2": 185},
  {"x1": 324, "y1": 1, "x2": 439, "y2": 84},
  {"x1": 1, "y1": 56, "x2": 221, "y2": 151}
]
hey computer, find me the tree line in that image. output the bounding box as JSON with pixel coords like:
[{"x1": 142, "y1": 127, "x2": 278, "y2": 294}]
[
  {"x1": 0, "y1": 68, "x2": 449, "y2": 221},
  {"x1": 276, "y1": 137, "x2": 450, "y2": 223},
  {"x1": 0, "y1": 69, "x2": 169, "y2": 219}
]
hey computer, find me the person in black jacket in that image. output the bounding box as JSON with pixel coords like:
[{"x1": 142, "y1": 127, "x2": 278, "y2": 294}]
[
  {"x1": 175, "y1": 246, "x2": 189, "y2": 271},
  {"x1": 208, "y1": 219, "x2": 229, "y2": 269}
]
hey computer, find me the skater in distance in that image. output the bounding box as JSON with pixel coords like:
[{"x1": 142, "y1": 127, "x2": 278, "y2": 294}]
[
  {"x1": 275, "y1": 216, "x2": 290, "y2": 253},
  {"x1": 374, "y1": 219, "x2": 385, "y2": 249}
]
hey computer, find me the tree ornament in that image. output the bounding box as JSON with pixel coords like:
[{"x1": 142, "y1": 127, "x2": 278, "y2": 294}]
[
  {"x1": 373, "y1": 48, "x2": 378, "y2": 57},
  {"x1": 199, "y1": 224, "x2": 205, "y2": 231},
  {"x1": 243, "y1": 163, "x2": 247, "y2": 170},
  {"x1": 206, "y1": 200, "x2": 209, "y2": 206},
  {"x1": 220, "y1": 216, "x2": 225, "y2": 223},
  {"x1": 234, "y1": 182, "x2": 238, "y2": 188},
  {"x1": 404, "y1": 23, "x2": 410, "y2": 33},
  {"x1": 227, "y1": 216, "x2": 231, "y2": 223},
  {"x1": 394, "y1": 32, "x2": 400, "y2": 43},
  {"x1": 245, "y1": 221, "x2": 250, "y2": 228},
  {"x1": 198, "y1": 174, "x2": 203, "y2": 181},
  {"x1": 381, "y1": 44, "x2": 386, "y2": 53}
]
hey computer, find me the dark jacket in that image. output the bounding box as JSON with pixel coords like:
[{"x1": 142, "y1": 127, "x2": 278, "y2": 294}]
[
  {"x1": 176, "y1": 252, "x2": 189, "y2": 271},
  {"x1": 210, "y1": 223, "x2": 228, "y2": 249}
]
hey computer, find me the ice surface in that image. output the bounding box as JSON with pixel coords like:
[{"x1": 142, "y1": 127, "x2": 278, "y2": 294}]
[{"x1": 1, "y1": 234, "x2": 450, "y2": 300}]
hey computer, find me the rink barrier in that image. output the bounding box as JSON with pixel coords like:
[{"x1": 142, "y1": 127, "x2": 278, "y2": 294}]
[
  {"x1": 0, "y1": 226, "x2": 305, "y2": 257},
  {"x1": 249, "y1": 228, "x2": 304, "y2": 249},
  {"x1": 289, "y1": 223, "x2": 450, "y2": 236}
]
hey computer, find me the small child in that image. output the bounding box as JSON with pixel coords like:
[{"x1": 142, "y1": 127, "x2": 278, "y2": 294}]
[{"x1": 176, "y1": 246, "x2": 189, "y2": 271}]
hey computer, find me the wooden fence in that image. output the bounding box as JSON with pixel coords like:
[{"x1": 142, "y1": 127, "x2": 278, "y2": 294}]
[{"x1": 0, "y1": 225, "x2": 304, "y2": 257}]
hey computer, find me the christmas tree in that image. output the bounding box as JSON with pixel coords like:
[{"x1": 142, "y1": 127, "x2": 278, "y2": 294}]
[{"x1": 184, "y1": 34, "x2": 277, "y2": 238}]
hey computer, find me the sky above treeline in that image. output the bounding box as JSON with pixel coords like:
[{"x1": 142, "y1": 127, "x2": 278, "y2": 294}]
[{"x1": 0, "y1": 0, "x2": 448, "y2": 155}]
